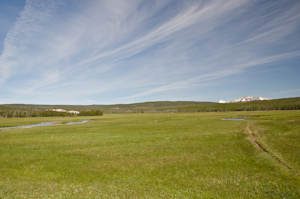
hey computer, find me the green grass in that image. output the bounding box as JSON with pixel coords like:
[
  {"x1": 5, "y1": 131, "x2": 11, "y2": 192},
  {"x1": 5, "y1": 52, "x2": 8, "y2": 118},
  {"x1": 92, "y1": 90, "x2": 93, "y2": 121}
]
[{"x1": 0, "y1": 111, "x2": 300, "y2": 198}]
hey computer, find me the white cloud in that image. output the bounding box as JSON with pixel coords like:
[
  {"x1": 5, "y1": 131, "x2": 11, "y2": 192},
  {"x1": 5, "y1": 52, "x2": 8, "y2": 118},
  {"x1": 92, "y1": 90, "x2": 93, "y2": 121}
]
[
  {"x1": 0, "y1": 0, "x2": 299, "y2": 104},
  {"x1": 270, "y1": 89, "x2": 300, "y2": 95},
  {"x1": 0, "y1": 0, "x2": 60, "y2": 82}
]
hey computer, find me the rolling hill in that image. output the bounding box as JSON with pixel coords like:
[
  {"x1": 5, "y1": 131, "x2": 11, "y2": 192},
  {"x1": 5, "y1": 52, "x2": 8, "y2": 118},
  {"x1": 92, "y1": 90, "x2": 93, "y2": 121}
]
[{"x1": 0, "y1": 97, "x2": 299, "y2": 117}]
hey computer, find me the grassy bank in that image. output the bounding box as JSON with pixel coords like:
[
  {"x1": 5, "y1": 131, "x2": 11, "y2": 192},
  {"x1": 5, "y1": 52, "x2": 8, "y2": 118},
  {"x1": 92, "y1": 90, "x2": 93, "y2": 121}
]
[{"x1": 0, "y1": 111, "x2": 299, "y2": 198}]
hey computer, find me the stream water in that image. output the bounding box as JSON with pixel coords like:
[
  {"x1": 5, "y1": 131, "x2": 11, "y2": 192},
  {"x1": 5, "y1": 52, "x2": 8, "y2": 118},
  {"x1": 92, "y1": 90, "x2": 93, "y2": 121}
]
[{"x1": 0, "y1": 120, "x2": 91, "y2": 130}]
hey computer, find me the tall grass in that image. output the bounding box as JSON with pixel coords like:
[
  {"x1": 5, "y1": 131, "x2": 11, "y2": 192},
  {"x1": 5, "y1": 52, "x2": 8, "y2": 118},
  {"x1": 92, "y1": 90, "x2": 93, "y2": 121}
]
[{"x1": 0, "y1": 111, "x2": 299, "y2": 198}]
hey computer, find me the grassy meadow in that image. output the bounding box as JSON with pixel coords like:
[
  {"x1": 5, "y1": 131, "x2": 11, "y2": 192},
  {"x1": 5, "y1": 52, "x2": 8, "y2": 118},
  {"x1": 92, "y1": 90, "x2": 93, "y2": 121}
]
[{"x1": 0, "y1": 111, "x2": 300, "y2": 198}]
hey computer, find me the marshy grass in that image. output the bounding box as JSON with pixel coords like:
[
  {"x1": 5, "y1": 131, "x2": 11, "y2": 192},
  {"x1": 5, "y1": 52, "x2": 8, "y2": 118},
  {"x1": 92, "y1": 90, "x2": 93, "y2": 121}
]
[{"x1": 0, "y1": 111, "x2": 299, "y2": 198}]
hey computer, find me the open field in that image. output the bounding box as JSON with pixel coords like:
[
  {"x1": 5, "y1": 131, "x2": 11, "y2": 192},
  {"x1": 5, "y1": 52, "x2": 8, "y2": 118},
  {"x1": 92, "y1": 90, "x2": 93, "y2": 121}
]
[{"x1": 0, "y1": 111, "x2": 300, "y2": 198}]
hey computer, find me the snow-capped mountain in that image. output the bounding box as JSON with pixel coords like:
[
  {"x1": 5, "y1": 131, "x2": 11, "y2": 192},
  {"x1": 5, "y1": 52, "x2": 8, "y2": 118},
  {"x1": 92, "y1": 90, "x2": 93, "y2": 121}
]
[{"x1": 218, "y1": 96, "x2": 272, "y2": 103}]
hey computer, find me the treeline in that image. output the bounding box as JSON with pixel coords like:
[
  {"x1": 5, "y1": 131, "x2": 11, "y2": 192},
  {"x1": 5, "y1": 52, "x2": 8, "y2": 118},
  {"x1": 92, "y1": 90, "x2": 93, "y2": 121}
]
[
  {"x1": 0, "y1": 110, "x2": 103, "y2": 118},
  {"x1": 78, "y1": 110, "x2": 103, "y2": 116},
  {"x1": 0, "y1": 110, "x2": 77, "y2": 118},
  {"x1": 177, "y1": 103, "x2": 300, "y2": 112},
  {"x1": 1, "y1": 98, "x2": 299, "y2": 116},
  {"x1": 108, "y1": 102, "x2": 300, "y2": 113}
]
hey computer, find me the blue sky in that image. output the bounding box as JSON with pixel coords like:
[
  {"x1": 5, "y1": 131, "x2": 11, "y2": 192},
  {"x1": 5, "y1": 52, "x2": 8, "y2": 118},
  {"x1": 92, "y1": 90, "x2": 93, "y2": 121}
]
[{"x1": 0, "y1": 0, "x2": 299, "y2": 105}]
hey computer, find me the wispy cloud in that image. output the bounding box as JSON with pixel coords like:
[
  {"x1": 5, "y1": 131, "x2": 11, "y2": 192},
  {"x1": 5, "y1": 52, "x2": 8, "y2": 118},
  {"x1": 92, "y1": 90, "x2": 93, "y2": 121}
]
[
  {"x1": 270, "y1": 89, "x2": 300, "y2": 95},
  {"x1": 0, "y1": 0, "x2": 60, "y2": 82},
  {"x1": 0, "y1": 0, "x2": 299, "y2": 104}
]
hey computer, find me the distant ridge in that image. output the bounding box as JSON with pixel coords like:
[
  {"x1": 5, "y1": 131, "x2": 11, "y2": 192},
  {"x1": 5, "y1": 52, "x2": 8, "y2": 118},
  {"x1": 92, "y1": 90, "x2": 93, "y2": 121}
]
[
  {"x1": 1, "y1": 97, "x2": 299, "y2": 116},
  {"x1": 218, "y1": 96, "x2": 272, "y2": 103}
]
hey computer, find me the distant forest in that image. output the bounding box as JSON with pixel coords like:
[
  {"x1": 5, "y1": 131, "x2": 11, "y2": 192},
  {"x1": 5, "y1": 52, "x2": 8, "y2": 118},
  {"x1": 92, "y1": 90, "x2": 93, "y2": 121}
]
[
  {"x1": 0, "y1": 109, "x2": 103, "y2": 118},
  {"x1": 0, "y1": 97, "x2": 299, "y2": 118}
]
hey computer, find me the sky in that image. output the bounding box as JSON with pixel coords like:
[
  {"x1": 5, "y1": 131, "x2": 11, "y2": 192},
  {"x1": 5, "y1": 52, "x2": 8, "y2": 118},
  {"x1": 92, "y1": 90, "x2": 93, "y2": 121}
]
[{"x1": 0, "y1": 0, "x2": 299, "y2": 105}]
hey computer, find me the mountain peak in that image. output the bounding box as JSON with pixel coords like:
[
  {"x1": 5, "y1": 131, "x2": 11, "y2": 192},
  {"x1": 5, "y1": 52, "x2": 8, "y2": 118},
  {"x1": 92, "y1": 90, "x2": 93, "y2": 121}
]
[{"x1": 218, "y1": 96, "x2": 272, "y2": 103}]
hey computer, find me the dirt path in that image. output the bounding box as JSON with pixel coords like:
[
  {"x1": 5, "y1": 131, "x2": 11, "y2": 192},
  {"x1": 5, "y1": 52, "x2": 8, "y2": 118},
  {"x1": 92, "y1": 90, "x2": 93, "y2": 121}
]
[{"x1": 247, "y1": 123, "x2": 295, "y2": 173}]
